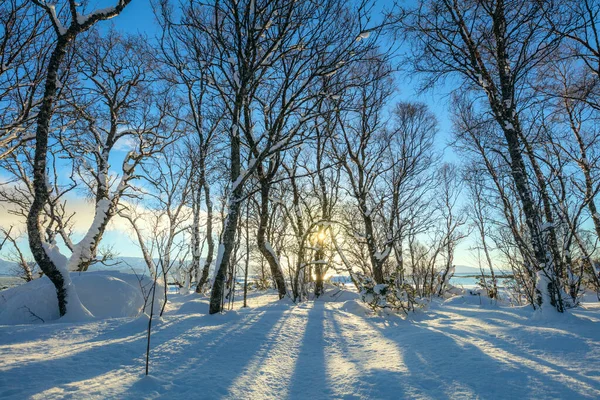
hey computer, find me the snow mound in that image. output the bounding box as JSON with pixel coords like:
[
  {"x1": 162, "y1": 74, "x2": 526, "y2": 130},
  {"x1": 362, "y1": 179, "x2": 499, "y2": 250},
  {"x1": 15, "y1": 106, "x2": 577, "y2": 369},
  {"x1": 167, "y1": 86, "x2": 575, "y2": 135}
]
[
  {"x1": 171, "y1": 297, "x2": 209, "y2": 315},
  {"x1": 316, "y1": 286, "x2": 360, "y2": 303},
  {"x1": 341, "y1": 300, "x2": 371, "y2": 316},
  {"x1": 530, "y1": 306, "x2": 583, "y2": 324},
  {"x1": 444, "y1": 290, "x2": 499, "y2": 307},
  {"x1": 0, "y1": 271, "x2": 163, "y2": 325}
]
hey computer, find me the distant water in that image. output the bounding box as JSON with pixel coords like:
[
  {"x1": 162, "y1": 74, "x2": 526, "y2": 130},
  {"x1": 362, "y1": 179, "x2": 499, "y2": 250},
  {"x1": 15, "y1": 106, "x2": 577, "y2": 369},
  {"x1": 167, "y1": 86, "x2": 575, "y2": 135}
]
[
  {"x1": 1, "y1": 273, "x2": 512, "y2": 292},
  {"x1": 330, "y1": 273, "x2": 511, "y2": 289},
  {"x1": 450, "y1": 273, "x2": 511, "y2": 288}
]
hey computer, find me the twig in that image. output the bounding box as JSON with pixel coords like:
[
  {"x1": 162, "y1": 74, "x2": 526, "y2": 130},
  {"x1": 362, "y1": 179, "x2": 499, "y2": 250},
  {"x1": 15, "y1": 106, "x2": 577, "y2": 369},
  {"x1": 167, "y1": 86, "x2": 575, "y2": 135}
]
[{"x1": 21, "y1": 305, "x2": 45, "y2": 323}]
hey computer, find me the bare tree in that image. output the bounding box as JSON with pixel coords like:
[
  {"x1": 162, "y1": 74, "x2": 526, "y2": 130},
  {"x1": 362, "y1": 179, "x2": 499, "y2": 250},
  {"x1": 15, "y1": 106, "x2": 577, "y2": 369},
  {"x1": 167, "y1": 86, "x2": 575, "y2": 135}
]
[
  {"x1": 464, "y1": 165, "x2": 499, "y2": 299},
  {"x1": 26, "y1": 0, "x2": 132, "y2": 317},
  {"x1": 0, "y1": 227, "x2": 37, "y2": 281},
  {"x1": 404, "y1": 0, "x2": 567, "y2": 311},
  {"x1": 0, "y1": 0, "x2": 51, "y2": 159},
  {"x1": 154, "y1": 6, "x2": 223, "y2": 294},
  {"x1": 333, "y1": 59, "x2": 395, "y2": 284},
  {"x1": 333, "y1": 59, "x2": 438, "y2": 288},
  {"x1": 434, "y1": 163, "x2": 468, "y2": 296},
  {"x1": 168, "y1": 0, "x2": 387, "y2": 314},
  {"x1": 59, "y1": 29, "x2": 171, "y2": 272},
  {"x1": 121, "y1": 145, "x2": 194, "y2": 313}
]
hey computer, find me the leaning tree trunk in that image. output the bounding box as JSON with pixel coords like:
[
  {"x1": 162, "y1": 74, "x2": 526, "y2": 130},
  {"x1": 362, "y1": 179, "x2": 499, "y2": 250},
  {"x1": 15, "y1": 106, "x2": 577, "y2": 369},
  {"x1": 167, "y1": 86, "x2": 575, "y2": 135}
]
[
  {"x1": 209, "y1": 100, "x2": 243, "y2": 314},
  {"x1": 490, "y1": 0, "x2": 562, "y2": 311},
  {"x1": 26, "y1": 0, "x2": 132, "y2": 318},
  {"x1": 27, "y1": 36, "x2": 72, "y2": 316},
  {"x1": 196, "y1": 172, "x2": 215, "y2": 293},
  {"x1": 257, "y1": 181, "x2": 286, "y2": 299}
]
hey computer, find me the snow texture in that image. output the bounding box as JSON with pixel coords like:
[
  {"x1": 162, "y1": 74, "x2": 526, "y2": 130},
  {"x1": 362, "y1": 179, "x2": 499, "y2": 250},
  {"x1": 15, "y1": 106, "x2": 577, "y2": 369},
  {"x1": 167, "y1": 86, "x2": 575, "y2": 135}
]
[
  {"x1": 48, "y1": 5, "x2": 67, "y2": 35},
  {"x1": 0, "y1": 287, "x2": 599, "y2": 399}
]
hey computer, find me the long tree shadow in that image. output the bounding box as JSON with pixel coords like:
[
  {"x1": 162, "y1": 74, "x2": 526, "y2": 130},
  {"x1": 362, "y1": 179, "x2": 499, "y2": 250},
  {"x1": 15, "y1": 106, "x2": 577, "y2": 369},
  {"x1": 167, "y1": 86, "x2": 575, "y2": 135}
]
[
  {"x1": 324, "y1": 308, "x2": 411, "y2": 399},
  {"x1": 0, "y1": 303, "x2": 291, "y2": 399},
  {"x1": 427, "y1": 318, "x2": 600, "y2": 395},
  {"x1": 359, "y1": 310, "x2": 599, "y2": 399},
  {"x1": 287, "y1": 302, "x2": 331, "y2": 399},
  {"x1": 157, "y1": 308, "x2": 297, "y2": 398},
  {"x1": 439, "y1": 304, "x2": 600, "y2": 342}
]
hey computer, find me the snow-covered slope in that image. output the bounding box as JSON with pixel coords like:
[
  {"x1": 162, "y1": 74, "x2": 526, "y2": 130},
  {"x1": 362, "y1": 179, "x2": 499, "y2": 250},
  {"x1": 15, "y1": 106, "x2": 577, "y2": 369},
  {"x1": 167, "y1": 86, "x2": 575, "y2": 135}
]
[{"x1": 0, "y1": 289, "x2": 599, "y2": 399}]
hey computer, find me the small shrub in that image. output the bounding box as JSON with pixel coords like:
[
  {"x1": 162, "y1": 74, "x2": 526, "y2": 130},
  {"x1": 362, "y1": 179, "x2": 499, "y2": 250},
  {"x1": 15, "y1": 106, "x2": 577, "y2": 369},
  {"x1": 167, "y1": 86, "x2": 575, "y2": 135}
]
[{"x1": 354, "y1": 273, "x2": 427, "y2": 314}]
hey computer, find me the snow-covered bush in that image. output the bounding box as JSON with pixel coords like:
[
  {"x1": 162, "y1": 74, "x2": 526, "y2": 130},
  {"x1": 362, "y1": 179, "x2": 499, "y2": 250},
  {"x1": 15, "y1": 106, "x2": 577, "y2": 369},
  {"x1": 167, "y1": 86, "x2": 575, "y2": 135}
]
[
  {"x1": 252, "y1": 276, "x2": 271, "y2": 291},
  {"x1": 354, "y1": 273, "x2": 427, "y2": 314},
  {"x1": 476, "y1": 275, "x2": 499, "y2": 300}
]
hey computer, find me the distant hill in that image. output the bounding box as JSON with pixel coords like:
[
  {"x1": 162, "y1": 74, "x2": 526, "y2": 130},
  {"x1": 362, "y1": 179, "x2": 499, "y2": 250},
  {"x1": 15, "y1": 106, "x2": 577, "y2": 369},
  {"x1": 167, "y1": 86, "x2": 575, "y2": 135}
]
[
  {"x1": 0, "y1": 256, "x2": 152, "y2": 277},
  {"x1": 0, "y1": 256, "x2": 208, "y2": 277}
]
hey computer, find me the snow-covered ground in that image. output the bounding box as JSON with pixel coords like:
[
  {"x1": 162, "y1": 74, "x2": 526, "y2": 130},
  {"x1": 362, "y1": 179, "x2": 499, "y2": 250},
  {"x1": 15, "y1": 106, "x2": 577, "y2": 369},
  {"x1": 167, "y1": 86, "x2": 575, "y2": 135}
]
[{"x1": 1, "y1": 282, "x2": 599, "y2": 399}]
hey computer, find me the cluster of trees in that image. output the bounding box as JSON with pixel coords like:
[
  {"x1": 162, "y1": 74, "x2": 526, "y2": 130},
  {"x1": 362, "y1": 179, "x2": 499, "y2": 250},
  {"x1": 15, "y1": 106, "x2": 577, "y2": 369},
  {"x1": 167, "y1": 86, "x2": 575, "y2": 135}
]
[
  {"x1": 0, "y1": 0, "x2": 599, "y2": 318},
  {"x1": 404, "y1": 0, "x2": 600, "y2": 311}
]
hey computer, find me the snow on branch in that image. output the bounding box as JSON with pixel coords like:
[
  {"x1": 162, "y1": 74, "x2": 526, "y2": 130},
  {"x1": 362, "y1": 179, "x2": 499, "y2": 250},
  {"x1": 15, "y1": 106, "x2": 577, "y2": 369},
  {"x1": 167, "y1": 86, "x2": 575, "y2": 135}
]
[
  {"x1": 31, "y1": 1, "x2": 67, "y2": 36},
  {"x1": 33, "y1": 0, "x2": 132, "y2": 37}
]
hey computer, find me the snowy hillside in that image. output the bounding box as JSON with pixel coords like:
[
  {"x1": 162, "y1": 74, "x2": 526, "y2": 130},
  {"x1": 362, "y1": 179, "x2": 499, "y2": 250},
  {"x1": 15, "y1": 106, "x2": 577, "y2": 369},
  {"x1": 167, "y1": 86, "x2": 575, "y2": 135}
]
[{"x1": 1, "y1": 285, "x2": 599, "y2": 399}]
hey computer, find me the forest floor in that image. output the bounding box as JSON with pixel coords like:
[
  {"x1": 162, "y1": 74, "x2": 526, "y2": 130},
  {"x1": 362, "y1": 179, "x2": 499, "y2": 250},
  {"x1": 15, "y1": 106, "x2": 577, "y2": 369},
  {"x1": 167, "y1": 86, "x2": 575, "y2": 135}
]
[{"x1": 1, "y1": 286, "x2": 600, "y2": 399}]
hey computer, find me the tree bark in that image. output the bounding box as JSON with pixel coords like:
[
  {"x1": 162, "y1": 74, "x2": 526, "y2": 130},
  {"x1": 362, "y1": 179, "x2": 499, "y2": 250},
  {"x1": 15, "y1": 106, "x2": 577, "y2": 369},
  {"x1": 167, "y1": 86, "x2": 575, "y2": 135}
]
[
  {"x1": 257, "y1": 181, "x2": 287, "y2": 299},
  {"x1": 27, "y1": 36, "x2": 70, "y2": 316},
  {"x1": 196, "y1": 173, "x2": 215, "y2": 293},
  {"x1": 209, "y1": 95, "x2": 242, "y2": 313}
]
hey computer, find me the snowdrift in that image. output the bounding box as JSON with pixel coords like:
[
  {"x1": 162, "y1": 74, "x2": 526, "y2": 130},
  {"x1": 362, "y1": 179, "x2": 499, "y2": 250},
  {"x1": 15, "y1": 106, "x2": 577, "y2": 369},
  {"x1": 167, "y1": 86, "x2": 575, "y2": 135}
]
[
  {"x1": 443, "y1": 289, "x2": 500, "y2": 307},
  {"x1": 0, "y1": 270, "x2": 164, "y2": 325}
]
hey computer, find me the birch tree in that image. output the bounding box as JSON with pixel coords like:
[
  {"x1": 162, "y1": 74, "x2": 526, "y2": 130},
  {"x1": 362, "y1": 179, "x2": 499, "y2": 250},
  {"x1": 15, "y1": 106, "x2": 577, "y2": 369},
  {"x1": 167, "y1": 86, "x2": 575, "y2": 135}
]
[
  {"x1": 60, "y1": 29, "x2": 170, "y2": 272},
  {"x1": 26, "y1": 0, "x2": 132, "y2": 317},
  {"x1": 404, "y1": 0, "x2": 567, "y2": 311},
  {"x1": 170, "y1": 0, "x2": 386, "y2": 313}
]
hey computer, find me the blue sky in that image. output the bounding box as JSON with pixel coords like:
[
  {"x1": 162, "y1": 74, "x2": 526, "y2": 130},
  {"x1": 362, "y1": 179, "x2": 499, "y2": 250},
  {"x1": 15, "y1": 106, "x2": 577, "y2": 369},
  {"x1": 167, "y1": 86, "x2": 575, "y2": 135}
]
[{"x1": 1, "y1": 0, "x2": 479, "y2": 267}]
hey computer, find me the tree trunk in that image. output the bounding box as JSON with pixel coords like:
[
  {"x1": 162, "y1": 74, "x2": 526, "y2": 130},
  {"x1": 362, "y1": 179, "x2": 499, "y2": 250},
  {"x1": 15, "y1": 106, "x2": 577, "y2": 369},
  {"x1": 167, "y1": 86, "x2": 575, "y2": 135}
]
[
  {"x1": 314, "y1": 249, "x2": 324, "y2": 298},
  {"x1": 191, "y1": 173, "x2": 202, "y2": 285},
  {"x1": 196, "y1": 175, "x2": 214, "y2": 293},
  {"x1": 27, "y1": 37, "x2": 71, "y2": 316},
  {"x1": 243, "y1": 203, "x2": 250, "y2": 307},
  {"x1": 209, "y1": 102, "x2": 242, "y2": 314},
  {"x1": 257, "y1": 181, "x2": 286, "y2": 299}
]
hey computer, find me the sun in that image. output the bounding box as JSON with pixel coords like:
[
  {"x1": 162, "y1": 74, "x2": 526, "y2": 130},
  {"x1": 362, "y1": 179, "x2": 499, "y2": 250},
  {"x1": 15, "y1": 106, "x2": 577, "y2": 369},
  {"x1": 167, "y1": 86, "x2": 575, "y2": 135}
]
[{"x1": 317, "y1": 231, "x2": 327, "y2": 242}]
